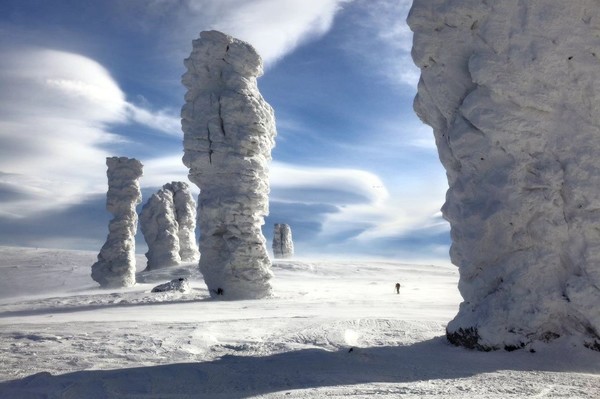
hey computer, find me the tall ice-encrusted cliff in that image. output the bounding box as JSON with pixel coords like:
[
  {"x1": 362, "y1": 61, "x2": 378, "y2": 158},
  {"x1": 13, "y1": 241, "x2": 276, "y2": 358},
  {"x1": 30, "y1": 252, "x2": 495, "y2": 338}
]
[{"x1": 408, "y1": 0, "x2": 600, "y2": 350}]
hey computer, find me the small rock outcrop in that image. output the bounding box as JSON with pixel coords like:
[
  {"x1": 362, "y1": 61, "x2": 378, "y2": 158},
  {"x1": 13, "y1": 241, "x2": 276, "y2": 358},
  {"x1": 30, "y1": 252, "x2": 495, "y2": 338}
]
[
  {"x1": 140, "y1": 182, "x2": 199, "y2": 270},
  {"x1": 91, "y1": 157, "x2": 143, "y2": 288},
  {"x1": 151, "y1": 277, "x2": 191, "y2": 293},
  {"x1": 181, "y1": 30, "x2": 276, "y2": 299},
  {"x1": 272, "y1": 223, "x2": 294, "y2": 259},
  {"x1": 408, "y1": 0, "x2": 600, "y2": 350}
]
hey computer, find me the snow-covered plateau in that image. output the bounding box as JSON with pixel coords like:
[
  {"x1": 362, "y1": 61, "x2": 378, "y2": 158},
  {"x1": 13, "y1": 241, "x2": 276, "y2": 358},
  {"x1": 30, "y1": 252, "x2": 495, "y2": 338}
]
[{"x1": 0, "y1": 246, "x2": 598, "y2": 398}]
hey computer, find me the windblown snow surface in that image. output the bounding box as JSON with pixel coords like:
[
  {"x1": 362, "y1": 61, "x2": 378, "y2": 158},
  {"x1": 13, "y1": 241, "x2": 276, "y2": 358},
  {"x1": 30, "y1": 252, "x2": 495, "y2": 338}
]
[{"x1": 0, "y1": 246, "x2": 598, "y2": 398}]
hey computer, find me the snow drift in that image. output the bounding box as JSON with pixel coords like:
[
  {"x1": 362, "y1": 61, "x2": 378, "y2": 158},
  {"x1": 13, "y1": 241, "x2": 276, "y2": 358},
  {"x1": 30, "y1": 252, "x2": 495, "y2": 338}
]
[
  {"x1": 181, "y1": 30, "x2": 276, "y2": 300},
  {"x1": 408, "y1": 0, "x2": 600, "y2": 350}
]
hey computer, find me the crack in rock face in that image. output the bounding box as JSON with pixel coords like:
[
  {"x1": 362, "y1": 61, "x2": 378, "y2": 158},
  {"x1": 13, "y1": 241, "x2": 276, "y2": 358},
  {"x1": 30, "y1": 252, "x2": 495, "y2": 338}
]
[
  {"x1": 91, "y1": 157, "x2": 143, "y2": 288},
  {"x1": 408, "y1": 0, "x2": 600, "y2": 350},
  {"x1": 181, "y1": 30, "x2": 276, "y2": 300}
]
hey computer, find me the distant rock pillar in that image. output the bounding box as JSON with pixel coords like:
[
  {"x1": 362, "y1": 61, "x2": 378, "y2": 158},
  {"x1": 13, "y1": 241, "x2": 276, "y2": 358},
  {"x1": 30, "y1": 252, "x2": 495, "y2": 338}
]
[
  {"x1": 181, "y1": 30, "x2": 276, "y2": 299},
  {"x1": 140, "y1": 181, "x2": 200, "y2": 270},
  {"x1": 140, "y1": 187, "x2": 181, "y2": 270},
  {"x1": 273, "y1": 224, "x2": 294, "y2": 259},
  {"x1": 408, "y1": 1, "x2": 600, "y2": 350},
  {"x1": 92, "y1": 157, "x2": 143, "y2": 288}
]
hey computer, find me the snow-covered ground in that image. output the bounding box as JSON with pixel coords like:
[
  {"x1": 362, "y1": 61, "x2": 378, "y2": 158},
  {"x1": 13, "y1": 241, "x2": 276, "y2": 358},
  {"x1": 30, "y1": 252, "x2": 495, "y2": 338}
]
[{"x1": 0, "y1": 246, "x2": 598, "y2": 398}]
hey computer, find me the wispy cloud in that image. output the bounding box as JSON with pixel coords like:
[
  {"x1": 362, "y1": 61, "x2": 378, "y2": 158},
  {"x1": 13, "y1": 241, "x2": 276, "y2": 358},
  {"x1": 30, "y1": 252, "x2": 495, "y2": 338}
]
[
  {"x1": 113, "y1": 0, "x2": 350, "y2": 68},
  {"x1": 268, "y1": 161, "x2": 447, "y2": 250},
  {"x1": 0, "y1": 48, "x2": 183, "y2": 217},
  {"x1": 211, "y1": 0, "x2": 350, "y2": 66},
  {"x1": 0, "y1": 0, "x2": 352, "y2": 217},
  {"x1": 141, "y1": 155, "x2": 193, "y2": 191},
  {"x1": 338, "y1": 0, "x2": 419, "y2": 88},
  {"x1": 124, "y1": 104, "x2": 181, "y2": 137},
  {"x1": 270, "y1": 161, "x2": 388, "y2": 205}
]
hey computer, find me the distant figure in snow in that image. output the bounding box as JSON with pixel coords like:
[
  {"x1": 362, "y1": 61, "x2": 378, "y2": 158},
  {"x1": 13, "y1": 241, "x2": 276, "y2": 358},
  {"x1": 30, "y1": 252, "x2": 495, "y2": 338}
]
[{"x1": 395, "y1": 283, "x2": 401, "y2": 294}]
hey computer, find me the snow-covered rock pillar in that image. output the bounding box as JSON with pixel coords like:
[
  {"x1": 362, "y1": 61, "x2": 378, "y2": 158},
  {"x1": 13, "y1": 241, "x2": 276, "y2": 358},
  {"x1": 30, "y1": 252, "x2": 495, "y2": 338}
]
[
  {"x1": 91, "y1": 157, "x2": 143, "y2": 288},
  {"x1": 165, "y1": 181, "x2": 200, "y2": 263},
  {"x1": 408, "y1": 0, "x2": 600, "y2": 350},
  {"x1": 181, "y1": 30, "x2": 276, "y2": 300},
  {"x1": 273, "y1": 223, "x2": 294, "y2": 259},
  {"x1": 140, "y1": 181, "x2": 200, "y2": 270},
  {"x1": 139, "y1": 188, "x2": 181, "y2": 270}
]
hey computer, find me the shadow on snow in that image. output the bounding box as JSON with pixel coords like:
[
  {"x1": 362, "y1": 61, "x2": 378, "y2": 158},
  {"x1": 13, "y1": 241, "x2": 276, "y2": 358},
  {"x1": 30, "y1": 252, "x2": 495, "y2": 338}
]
[{"x1": 1, "y1": 337, "x2": 597, "y2": 398}]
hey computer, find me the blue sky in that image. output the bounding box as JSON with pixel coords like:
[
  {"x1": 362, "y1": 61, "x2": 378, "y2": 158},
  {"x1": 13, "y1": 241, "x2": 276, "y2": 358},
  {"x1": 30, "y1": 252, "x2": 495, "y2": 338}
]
[{"x1": 0, "y1": 0, "x2": 450, "y2": 263}]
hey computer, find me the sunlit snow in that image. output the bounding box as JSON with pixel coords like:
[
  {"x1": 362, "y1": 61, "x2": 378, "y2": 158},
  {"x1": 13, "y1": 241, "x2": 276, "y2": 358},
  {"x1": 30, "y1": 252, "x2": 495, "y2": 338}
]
[{"x1": 0, "y1": 246, "x2": 598, "y2": 398}]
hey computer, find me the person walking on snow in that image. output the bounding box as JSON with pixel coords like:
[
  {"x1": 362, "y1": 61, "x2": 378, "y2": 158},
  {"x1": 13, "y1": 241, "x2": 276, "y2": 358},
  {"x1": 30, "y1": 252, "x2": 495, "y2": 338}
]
[{"x1": 395, "y1": 282, "x2": 401, "y2": 294}]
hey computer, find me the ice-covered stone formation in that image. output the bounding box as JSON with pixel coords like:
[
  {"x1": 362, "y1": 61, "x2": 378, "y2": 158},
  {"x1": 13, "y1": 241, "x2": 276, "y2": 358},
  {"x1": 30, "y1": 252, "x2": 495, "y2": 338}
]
[
  {"x1": 272, "y1": 223, "x2": 294, "y2": 259},
  {"x1": 140, "y1": 182, "x2": 200, "y2": 270},
  {"x1": 181, "y1": 30, "x2": 276, "y2": 300},
  {"x1": 140, "y1": 188, "x2": 181, "y2": 270},
  {"x1": 164, "y1": 181, "x2": 200, "y2": 263},
  {"x1": 408, "y1": 1, "x2": 600, "y2": 350},
  {"x1": 91, "y1": 157, "x2": 143, "y2": 288}
]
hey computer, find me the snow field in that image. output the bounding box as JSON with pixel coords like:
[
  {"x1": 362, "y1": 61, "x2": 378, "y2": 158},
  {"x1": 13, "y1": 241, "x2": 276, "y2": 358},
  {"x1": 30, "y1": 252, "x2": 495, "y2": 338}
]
[{"x1": 0, "y1": 247, "x2": 598, "y2": 398}]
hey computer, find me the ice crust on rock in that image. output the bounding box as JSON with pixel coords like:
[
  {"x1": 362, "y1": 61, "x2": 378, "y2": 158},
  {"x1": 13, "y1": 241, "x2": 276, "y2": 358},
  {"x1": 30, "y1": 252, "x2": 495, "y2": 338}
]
[
  {"x1": 91, "y1": 157, "x2": 143, "y2": 288},
  {"x1": 273, "y1": 223, "x2": 294, "y2": 259},
  {"x1": 408, "y1": 1, "x2": 600, "y2": 350},
  {"x1": 140, "y1": 182, "x2": 199, "y2": 270},
  {"x1": 166, "y1": 182, "x2": 200, "y2": 263},
  {"x1": 140, "y1": 188, "x2": 181, "y2": 270},
  {"x1": 181, "y1": 30, "x2": 276, "y2": 300}
]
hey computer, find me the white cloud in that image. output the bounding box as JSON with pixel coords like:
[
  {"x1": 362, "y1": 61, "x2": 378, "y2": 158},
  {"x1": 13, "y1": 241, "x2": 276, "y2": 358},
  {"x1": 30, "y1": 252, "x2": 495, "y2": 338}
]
[
  {"x1": 0, "y1": 0, "x2": 352, "y2": 217},
  {"x1": 339, "y1": 0, "x2": 419, "y2": 88},
  {"x1": 0, "y1": 48, "x2": 184, "y2": 217},
  {"x1": 141, "y1": 155, "x2": 195, "y2": 193},
  {"x1": 124, "y1": 104, "x2": 181, "y2": 137},
  {"x1": 270, "y1": 161, "x2": 388, "y2": 205},
  {"x1": 268, "y1": 161, "x2": 447, "y2": 245},
  {"x1": 119, "y1": 0, "x2": 350, "y2": 68},
  {"x1": 212, "y1": 0, "x2": 349, "y2": 66}
]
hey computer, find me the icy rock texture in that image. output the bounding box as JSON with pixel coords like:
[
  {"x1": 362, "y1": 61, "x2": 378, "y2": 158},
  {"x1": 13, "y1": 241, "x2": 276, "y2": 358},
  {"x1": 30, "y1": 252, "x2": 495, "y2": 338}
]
[
  {"x1": 140, "y1": 182, "x2": 200, "y2": 270},
  {"x1": 151, "y1": 278, "x2": 191, "y2": 293},
  {"x1": 91, "y1": 157, "x2": 143, "y2": 288},
  {"x1": 409, "y1": 0, "x2": 600, "y2": 350},
  {"x1": 181, "y1": 30, "x2": 276, "y2": 300},
  {"x1": 140, "y1": 188, "x2": 181, "y2": 270},
  {"x1": 165, "y1": 182, "x2": 200, "y2": 263},
  {"x1": 273, "y1": 223, "x2": 294, "y2": 259}
]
